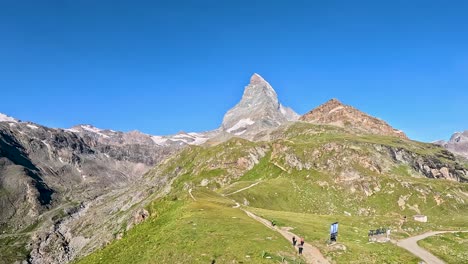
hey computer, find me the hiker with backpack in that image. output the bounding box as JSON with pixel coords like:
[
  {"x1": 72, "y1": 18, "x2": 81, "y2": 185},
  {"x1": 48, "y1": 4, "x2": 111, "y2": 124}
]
[
  {"x1": 298, "y1": 243, "x2": 304, "y2": 255},
  {"x1": 300, "y1": 237, "x2": 305, "y2": 246}
]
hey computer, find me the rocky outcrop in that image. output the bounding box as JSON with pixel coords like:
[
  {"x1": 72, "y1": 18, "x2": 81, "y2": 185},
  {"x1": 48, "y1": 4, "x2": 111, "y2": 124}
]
[
  {"x1": 221, "y1": 73, "x2": 299, "y2": 139},
  {"x1": 386, "y1": 146, "x2": 467, "y2": 182},
  {"x1": 300, "y1": 99, "x2": 407, "y2": 139}
]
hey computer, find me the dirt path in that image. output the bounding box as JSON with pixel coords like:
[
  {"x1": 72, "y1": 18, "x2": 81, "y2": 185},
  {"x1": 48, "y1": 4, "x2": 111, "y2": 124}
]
[
  {"x1": 397, "y1": 231, "x2": 468, "y2": 264},
  {"x1": 225, "y1": 181, "x2": 262, "y2": 196},
  {"x1": 189, "y1": 189, "x2": 328, "y2": 263},
  {"x1": 242, "y1": 209, "x2": 329, "y2": 264},
  {"x1": 188, "y1": 188, "x2": 197, "y2": 201}
]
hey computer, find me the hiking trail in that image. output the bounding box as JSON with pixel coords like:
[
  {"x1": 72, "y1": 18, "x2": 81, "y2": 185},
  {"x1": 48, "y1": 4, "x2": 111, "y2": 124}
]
[
  {"x1": 396, "y1": 230, "x2": 468, "y2": 264},
  {"x1": 242, "y1": 209, "x2": 330, "y2": 264},
  {"x1": 190, "y1": 188, "x2": 328, "y2": 263},
  {"x1": 224, "y1": 181, "x2": 261, "y2": 196},
  {"x1": 188, "y1": 188, "x2": 196, "y2": 201}
]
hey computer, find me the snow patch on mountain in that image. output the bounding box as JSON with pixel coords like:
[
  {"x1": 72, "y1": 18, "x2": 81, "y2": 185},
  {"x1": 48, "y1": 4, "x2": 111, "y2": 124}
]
[
  {"x1": 78, "y1": 125, "x2": 110, "y2": 138},
  {"x1": 151, "y1": 133, "x2": 211, "y2": 146},
  {"x1": 0, "y1": 113, "x2": 18, "y2": 123},
  {"x1": 151, "y1": 136, "x2": 168, "y2": 145},
  {"x1": 227, "y1": 118, "x2": 255, "y2": 133}
]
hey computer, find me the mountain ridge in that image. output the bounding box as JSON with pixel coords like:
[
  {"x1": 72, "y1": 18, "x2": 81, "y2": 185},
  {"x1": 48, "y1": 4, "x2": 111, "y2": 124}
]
[{"x1": 300, "y1": 98, "x2": 408, "y2": 139}]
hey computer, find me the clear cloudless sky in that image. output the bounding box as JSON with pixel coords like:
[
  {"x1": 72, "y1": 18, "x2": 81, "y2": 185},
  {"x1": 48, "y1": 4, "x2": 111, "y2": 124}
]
[{"x1": 0, "y1": 1, "x2": 467, "y2": 142}]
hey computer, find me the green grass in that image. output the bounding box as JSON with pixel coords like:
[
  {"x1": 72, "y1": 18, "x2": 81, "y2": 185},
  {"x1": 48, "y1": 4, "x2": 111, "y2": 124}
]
[
  {"x1": 390, "y1": 165, "x2": 412, "y2": 177},
  {"x1": 248, "y1": 207, "x2": 421, "y2": 263},
  {"x1": 228, "y1": 170, "x2": 468, "y2": 222},
  {"x1": 76, "y1": 188, "x2": 303, "y2": 264},
  {"x1": 418, "y1": 232, "x2": 468, "y2": 264},
  {"x1": 0, "y1": 235, "x2": 30, "y2": 264}
]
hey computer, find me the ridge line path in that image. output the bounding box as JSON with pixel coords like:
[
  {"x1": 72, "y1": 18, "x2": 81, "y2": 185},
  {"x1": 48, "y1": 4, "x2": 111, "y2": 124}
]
[
  {"x1": 224, "y1": 181, "x2": 261, "y2": 196},
  {"x1": 242, "y1": 209, "x2": 329, "y2": 264},
  {"x1": 396, "y1": 230, "x2": 468, "y2": 264}
]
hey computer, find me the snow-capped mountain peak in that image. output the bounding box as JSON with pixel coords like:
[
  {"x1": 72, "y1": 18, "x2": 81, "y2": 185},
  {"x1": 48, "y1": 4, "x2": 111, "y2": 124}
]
[{"x1": 220, "y1": 73, "x2": 299, "y2": 138}]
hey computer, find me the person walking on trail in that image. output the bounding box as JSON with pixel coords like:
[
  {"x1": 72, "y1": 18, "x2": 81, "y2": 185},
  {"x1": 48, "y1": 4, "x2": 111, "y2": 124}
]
[
  {"x1": 298, "y1": 243, "x2": 304, "y2": 255},
  {"x1": 292, "y1": 236, "x2": 297, "y2": 246},
  {"x1": 300, "y1": 237, "x2": 305, "y2": 246}
]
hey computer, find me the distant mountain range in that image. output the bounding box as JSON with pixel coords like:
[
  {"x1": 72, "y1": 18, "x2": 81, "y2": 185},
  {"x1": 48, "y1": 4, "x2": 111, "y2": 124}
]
[{"x1": 1, "y1": 73, "x2": 467, "y2": 263}]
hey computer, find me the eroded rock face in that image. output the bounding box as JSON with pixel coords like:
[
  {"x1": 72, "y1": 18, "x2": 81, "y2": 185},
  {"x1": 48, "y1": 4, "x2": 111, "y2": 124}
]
[
  {"x1": 300, "y1": 99, "x2": 407, "y2": 139},
  {"x1": 388, "y1": 146, "x2": 467, "y2": 182},
  {"x1": 221, "y1": 73, "x2": 299, "y2": 139},
  {"x1": 0, "y1": 121, "x2": 184, "y2": 263}
]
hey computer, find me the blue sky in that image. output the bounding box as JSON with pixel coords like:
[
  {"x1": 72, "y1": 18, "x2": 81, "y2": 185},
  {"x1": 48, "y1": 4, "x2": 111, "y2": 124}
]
[{"x1": 0, "y1": 1, "x2": 467, "y2": 142}]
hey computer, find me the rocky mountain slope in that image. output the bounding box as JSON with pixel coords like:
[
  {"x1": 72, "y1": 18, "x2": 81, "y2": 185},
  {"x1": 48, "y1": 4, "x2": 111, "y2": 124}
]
[
  {"x1": 1, "y1": 73, "x2": 467, "y2": 264},
  {"x1": 0, "y1": 118, "x2": 208, "y2": 263},
  {"x1": 220, "y1": 73, "x2": 299, "y2": 139},
  {"x1": 435, "y1": 131, "x2": 468, "y2": 159},
  {"x1": 300, "y1": 98, "x2": 407, "y2": 139},
  {"x1": 78, "y1": 122, "x2": 468, "y2": 264},
  {"x1": 0, "y1": 120, "x2": 180, "y2": 227},
  {"x1": 67, "y1": 125, "x2": 213, "y2": 147}
]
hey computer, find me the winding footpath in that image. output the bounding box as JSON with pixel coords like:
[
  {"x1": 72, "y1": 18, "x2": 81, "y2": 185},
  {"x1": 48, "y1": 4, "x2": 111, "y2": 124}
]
[
  {"x1": 224, "y1": 181, "x2": 262, "y2": 196},
  {"x1": 242, "y1": 209, "x2": 329, "y2": 264},
  {"x1": 396, "y1": 231, "x2": 468, "y2": 264},
  {"x1": 188, "y1": 188, "x2": 197, "y2": 201},
  {"x1": 189, "y1": 188, "x2": 328, "y2": 263}
]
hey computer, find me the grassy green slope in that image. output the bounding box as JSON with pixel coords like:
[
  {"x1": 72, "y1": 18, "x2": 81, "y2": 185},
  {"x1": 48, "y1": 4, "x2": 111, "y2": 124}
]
[
  {"x1": 249, "y1": 208, "x2": 420, "y2": 264},
  {"x1": 77, "y1": 189, "x2": 304, "y2": 264},
  {"x1": 418, "y1": 232, "x2": 468, "y2": 264},
  {"x1": 78, "y1": 123, "x2": 468, "y2": 264}
]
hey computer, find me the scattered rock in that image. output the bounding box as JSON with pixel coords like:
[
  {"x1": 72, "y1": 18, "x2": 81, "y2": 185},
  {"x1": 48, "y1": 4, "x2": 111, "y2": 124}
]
[
  {"x1": 328, "y1": 243, "x2": 347, "y2": 251},
  {"x1": 414, "y1": 215, "x2": 428, "y2": 223},
  {"x1": 200, "y1": 179, "x2": 209, "y2": 187},
  {"x1": 133, "y1": 209, "x2": 150, "y2": 225}
]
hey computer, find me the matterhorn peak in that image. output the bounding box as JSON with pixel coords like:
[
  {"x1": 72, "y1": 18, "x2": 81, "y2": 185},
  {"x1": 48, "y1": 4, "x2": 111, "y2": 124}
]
[
  {"x1": 249, "y1": 73, "x2": 268, "y2": 85},
  {"x1": 220, "y1": 73, "x2": 299, "y2": 138},
  {"x1": 242, "y1": 73, "x2": 278, "y2": 103}
]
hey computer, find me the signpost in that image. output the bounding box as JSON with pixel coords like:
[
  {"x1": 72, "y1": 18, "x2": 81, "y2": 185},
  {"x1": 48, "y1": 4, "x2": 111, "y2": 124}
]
[{"x1": 330, "y1": 222, "x2": 339, "y2": 242}]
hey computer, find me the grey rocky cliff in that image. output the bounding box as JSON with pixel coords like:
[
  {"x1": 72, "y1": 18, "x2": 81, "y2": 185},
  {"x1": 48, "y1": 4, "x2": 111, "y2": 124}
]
[
  {"x1": 221, "y1": 73, "x2": 299, "y2": 139},
  {"x1": 385, "y1": 146, "x2": 467, "y2": 182}
]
